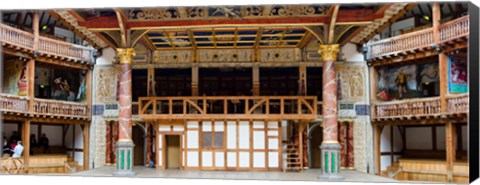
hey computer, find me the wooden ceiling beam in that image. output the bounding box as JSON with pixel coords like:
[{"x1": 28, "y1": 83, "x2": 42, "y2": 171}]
[
  {"x1": 47, "y1": 10, "x2": 101, "y2": 49},
  {"x1": 327, "y1": 5, "x2": 340, "y2": 44},
  {"x1": 77, "y1": 8, "x2": 381, "y2": 30},
  {"x1": 114, "y1": 8, "x2": 128, "y2": 48}
]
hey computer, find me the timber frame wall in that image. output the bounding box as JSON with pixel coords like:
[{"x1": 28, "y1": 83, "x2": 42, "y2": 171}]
[
  {"x1": 1, "y1": 11, "x2": 93, "y2": 173},
  {"x1": 368, "y1": 4, "x2": 469, "y2": 183}
]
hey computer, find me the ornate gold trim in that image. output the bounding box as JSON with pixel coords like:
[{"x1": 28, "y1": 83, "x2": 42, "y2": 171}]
[
  {"x1": 116, "y1": 48, "x2": 136, "y2": 64},
  {"x1": 318, "y1": 44, "x2": 339, "y2": 61},
  {"x1": 322, "y1": 140, "x2": 339, "y2": 144}
]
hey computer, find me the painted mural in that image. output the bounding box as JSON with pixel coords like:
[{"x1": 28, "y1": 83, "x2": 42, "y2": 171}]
[
  {"x1": 377, "y1": 62, "x2": 439, "y2": 101},
  {"x1": 96, "y1": 67, "x2": 118, "y2": 103},
  {"x1": 2, "y1": 61, "x2": 26, "y2": 95},
  {"x1": 448, "y1": 56, "x2": 468, "y2": 93}
]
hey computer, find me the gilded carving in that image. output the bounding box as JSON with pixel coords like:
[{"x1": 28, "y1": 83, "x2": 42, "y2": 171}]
[
  {"x1": 259, "y1": 48, "x2": 301, "y2": 62},
  {"x1": 197, "y1": 49, "x2": 253, "y2": 63},
  {"x1": 96, "y1": 67, "x2": 118, "y2": 103},
  {"x1": 318, "y1": 44, "x2": 340, "y2": 61},
  {"x1": 336, "y1": 65, "x2": 365, "y2": 101},
  {"x1": 116, "y1": 48, "x2": 136, "y2": 64},
  {"x1": 153, "y1": 50, "x2": 192, "y2": 63},
  {"x1": 269, "y1": 5, "x2": 328, "y2": 16}
]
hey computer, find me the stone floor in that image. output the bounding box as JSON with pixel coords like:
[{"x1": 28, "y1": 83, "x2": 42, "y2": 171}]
[{"x1": 73, "y1": 166, "x2": 397, "y2": 182}]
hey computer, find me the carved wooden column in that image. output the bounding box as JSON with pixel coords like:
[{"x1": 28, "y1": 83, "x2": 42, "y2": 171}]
[
  {"x1": 83, "y1": 123, "x2": 90, "y2": 170},
  {"x1": 299, "y1": 65, "x2": 307, "y2": 96},
  {"x1": 192, "y1": 65, "x2": 199, "y2": 96},
  {"x1": 446, "y1": 121, "x2": 457, "y2": 182},
  {"x1": 113, "y1": 48, "x2": 136, "y2": 176},
  {"x1": 318, "y1": 44, "x2": 343, "y2": 180},
  {"x1": 22, "y1": 120, "x2": 31, "y2": 174},
  {"x1": 433, "y1": 3, "x2": 448, "y2": 114},
  {"x1": 145, "y1": 122, "x2": 153, "y2": 166},
  {"x1": 252, "y1": 65, "x2": 260, "y2": 96}
]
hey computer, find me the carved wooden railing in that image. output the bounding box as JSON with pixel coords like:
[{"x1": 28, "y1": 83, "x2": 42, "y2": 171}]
[
  {"x1": 373, "y1": 97, "x2": 441, "y2": 119},
  {"x1": 367, "y1": 15, "x2": 469, "y2": 60},
  {"x1": 367, "y1": 28, "x2": 434, "y2": 59},
  {"x1": 33, "y1": 98, "x2": 89, "y2": 119},
  {"x1": 0, "y1": 24, "x2": 35, "y2": 51},
  {"x1": 0, "y1": 23, "x2": 92, "y2": 63},
  {"x1": 447, "y1": 94, "x2": 469, "y2": 115},
  {"x1": 439, "y1": 16, "x2": 469, "y2": 43},
  {"x1": 38, "y1": 37, "x2": 92, "y2": 63},
  {"x1": 138, "y1": 96, "x2": 317, "y2": 120},
  {"x1": 0, "y1": 93, "x2": 29, "y2": 114}
]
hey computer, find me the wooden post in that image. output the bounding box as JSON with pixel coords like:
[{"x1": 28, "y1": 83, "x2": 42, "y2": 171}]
[
  {"x1": 32, "y1": 11, "x2": 40, "y2": 50},
  {"x1": 299, "y1": 122, "x2": 304, "y2": 171},
  {"x1": 147, "y1": 66, "x2": 156, "y2": 96},
  {"x1": 252, "y1": 65, "x2": 260, "y2": 96},
  {"x1": 22, "y1": 120, "x2": 31, "y2": 174},
  {"x1": 83, "y1": 123, "x2": 90, "y2": 170},
  {"x1": 86, "y1": 69, "x2": 92, "y2": 117},
  {"x1": 374, "y1": 125, "x2": 383, "y2": 175},
  {"x1": 298, "y1": 66, "x2": 307, "y2": 96},
  {"x1": 446, "y1": 121, "x2": 457, "y2": 182},
  {"x1": 369, "y1": 67, "x2": 378, "y2": 118},
  {"x1": 432, "y1": 3, "x2": 441, "y2": 43},
  {"x1": 27, "y1": 59, "x2": 35, "y2": 112},
  {"x1": 433, "y1": 3, "x2": 448, "y2": 114},
  {"x1": 192, "y1": 66, "x2": 199, "y2": 96}
]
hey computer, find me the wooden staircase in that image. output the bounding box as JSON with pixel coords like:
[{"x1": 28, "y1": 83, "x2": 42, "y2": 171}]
[
  {"x1": 65, "y1": 157, "x2": 80, "y2": 173},
  {"x1": 381, "y1": 161, "x2": 401, "y2": 179},
  {"x1": 283, "y1": 144, "x2": 303, "y2": 172}
]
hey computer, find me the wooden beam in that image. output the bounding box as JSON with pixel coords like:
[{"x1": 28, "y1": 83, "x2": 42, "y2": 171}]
[
  {"x1": 439, "y1": 53, "x2": 448, "y2": 113},
  {"x1": 47, "y1": 11, "x2": 101, "y2": 49},
  {"x1": 86, "y1": 69, "x2": 92, "y2": 117},
  {"x1": 27, "y1": 59, "x2": 35, "y2": 112},
  {"x1": 328, "y1": 5, "x2": 340, "y2": 44},
  {"x1": 445, "y1": 121, "x2": 456, "y2": 182},
  {"x1": 114, "y1": 8, "x2": 128, "y2": 48},
  {"x1": 375, "y1": 125, "x2": 383, "y2": 175},
  {"x1": 78, "y1": 9, "x2": 380, "y2": 30}
]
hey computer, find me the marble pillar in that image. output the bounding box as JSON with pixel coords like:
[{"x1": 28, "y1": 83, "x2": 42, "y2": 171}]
[
  {"x1": 113, "y1": 48, "x2": 136, "y2": 176},
  {"x1": 106, "y1": 121, "x2": 113, "y2": 165},
  {"x1": 318, "y1": 44, "x2": 343, "y2": 180}
]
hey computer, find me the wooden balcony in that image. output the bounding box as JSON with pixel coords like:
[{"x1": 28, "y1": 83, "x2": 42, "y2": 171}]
[
  {"x1": 138, "y1": 96, "x2": 318, "y2": 120},
  {"x1": 0, "y1": 23, "x2": 93, "y2": 63},
  {"x1": 367, "y1": 16, "x2": 469, "y2": 62},
  {"x1": 0, "y1": 93, "x2": 89, "y2": 120},
  {"x1": 0, "y1": 93, "x2": 29, "y2": 115},
  {"x1": 373, "y1": 94, "x2": 468, "y2": 122}
]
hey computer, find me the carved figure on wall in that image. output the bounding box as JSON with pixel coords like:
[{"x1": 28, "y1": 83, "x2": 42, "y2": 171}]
[{"x1": 96, "y1": 68, "x2": 118, "y2": 103}]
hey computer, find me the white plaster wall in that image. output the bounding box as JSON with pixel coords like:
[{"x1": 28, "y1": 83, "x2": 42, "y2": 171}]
[
  {"x1": 95, "y1": 47, "x2": 116, "y2": 66},
  {"x1": 341, "y1": 43, "x2": 364, "y2": 62}
]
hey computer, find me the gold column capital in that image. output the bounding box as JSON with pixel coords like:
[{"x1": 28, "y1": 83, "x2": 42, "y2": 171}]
[
  {"x1": 116, "y1": 48, "x2": 136, "y2": 64},
  {"x1": 318, "y1": 44, "x2": 340, "y2": 61}
]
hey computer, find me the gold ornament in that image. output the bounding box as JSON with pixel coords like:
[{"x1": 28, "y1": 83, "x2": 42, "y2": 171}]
[
  {"x1": 318, "y1": 44, "x2": 340, "y2": 61},
  {"x1": 116, "y1": 48, "x2": 136, "y2": 64}
]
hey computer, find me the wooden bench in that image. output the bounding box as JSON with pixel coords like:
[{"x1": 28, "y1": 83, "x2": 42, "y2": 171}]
[{"x1": 396, "y1": 158, "x2": 468, "y2": 183}]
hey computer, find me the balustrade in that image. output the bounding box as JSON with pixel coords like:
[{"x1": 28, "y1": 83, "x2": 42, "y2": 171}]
[
  {"x1": 33, "y1": 98, "x2": 88, "y2": 118},
  {"x1": 138, "y1": 96, "x2": 317, "y2": 120},
  {"x1": 447, "y1": 94, "x2": 469, "y2": 114},
  {"x1": 374, "y1": 97, "x2": 441, "y2": 119},
  {"x1": 367, "y1": 15, "x2": 469, "y2": 60},
  {"x1": 0, "y1": 93, "x2": 29, "y2": 114},
  {"x1": 0, "y1": 23, "x2": 92, "y2": 63}
]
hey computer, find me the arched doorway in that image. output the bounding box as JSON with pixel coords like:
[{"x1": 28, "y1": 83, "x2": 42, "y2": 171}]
[{"x1": 308, "y1": 123, "x2": 323, "y2": 168}]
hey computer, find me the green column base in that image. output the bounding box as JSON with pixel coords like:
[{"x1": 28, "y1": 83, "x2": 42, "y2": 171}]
[
  {"x1": 318, "y1": 143, "x2": 344, "y2": 181},
  {"x1": 113, "y1": 141, "x2": 136, "y2": 176}
]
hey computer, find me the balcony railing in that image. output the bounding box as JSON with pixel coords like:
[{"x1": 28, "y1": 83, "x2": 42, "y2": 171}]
[
  {"x1": 0, "y1": 23, "x2": 93, "y2": 63},
  {"x1": 138, "y1": 96, "x2": 318, "y2": 120},
  {"x1": 0, "y1": 94, "x2": 29, "y2": 114},
  {"x1": 367, "y1": 16, "x2": 469, "y2": 60},
  {"x1": 0, "y1": 24, "x2": 35, "y2": 51},
  {"x1": 447, "y1": 94, "x2": 469, "y2": 115},
  {"x1": 32, "y1": 98, "x2": 89, "y2": 119},
  {"x1": 373, "y1": 97, "x2": 442, "y2": 120},
  {"x1": 373, "y1": 94, "x2": 469, "y2": 120}
]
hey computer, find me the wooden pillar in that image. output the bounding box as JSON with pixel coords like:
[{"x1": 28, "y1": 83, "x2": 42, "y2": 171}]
[
  {"x1": 86, "y1": 69, "x2": 92, "y2": 116},
  {"x1": 106, "y1": 121, "x2": 113, "y2": 165},
  {"x1": 369, "y1": 67, "x2": 378, "y2": 117},
  {"x1": 446, "y1": 121, "x2": 456, "y2": 182},
  {"x1": 433, "y1": 3, "x2": 448, "y2": 114},
  {"x1": 32, "y1": 11, "x2": 40, "y2": 50},
  {"x1": 299, "y1": 122, "x2": 305, "y2": 171},
  {"x1": 83, "y1": 123, "x2": 89, "y2": 170},
  {"x1": 374, "y1": 125, "x2": 383, "y2": 175},
  {"x1": 22, "y1": 120, "x2": 31, "y2": 174},
  {"x1": 147, "y1": 66, "x2": 156, "y2": 96},
  {"x1": 432, "y1": 3, "x2": 441, "y2": 43},
  {"x1": 299, "y1": 66, "x2": 307, "y2": 96},
  {"x1": 252, "y1": 65, "x2": 260, "y2": 96},
  {"x1": 27, "y1": 59, "x2": 35, "y2": 111},
  {"x1": 192, "y1": 65, "x2": 199, "y2": 96}
]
